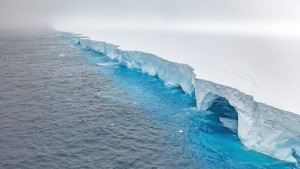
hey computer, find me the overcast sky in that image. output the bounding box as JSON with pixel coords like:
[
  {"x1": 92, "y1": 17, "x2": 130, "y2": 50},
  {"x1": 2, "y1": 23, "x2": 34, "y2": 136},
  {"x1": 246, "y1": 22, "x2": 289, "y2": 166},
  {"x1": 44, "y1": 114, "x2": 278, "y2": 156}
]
[
  {"x1": 1, "y1": 0, "x2": 300, "y2": 36},
  {"x1": 50, "y1": 0, "x2": 300, "y2": 21}
]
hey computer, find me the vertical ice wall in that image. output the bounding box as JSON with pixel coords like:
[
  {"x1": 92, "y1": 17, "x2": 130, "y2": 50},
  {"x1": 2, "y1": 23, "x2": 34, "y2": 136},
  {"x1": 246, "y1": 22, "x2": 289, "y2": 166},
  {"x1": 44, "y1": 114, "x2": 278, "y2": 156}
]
[
  {"x1": 121, "y1": 51, "x2": 195, "y2": 95},
  {"x1": 57, "y1": 32, "x2": 195, "y2": 95},
  {"x1": 79, "y1": 39, "x2": 122, "y2": 60},
  {"x1": 194, "y1": 79, "x2": 300, "y2": 163},
  {"x1": 56, "y1": 32, "x2": 300, "y2": 163}
]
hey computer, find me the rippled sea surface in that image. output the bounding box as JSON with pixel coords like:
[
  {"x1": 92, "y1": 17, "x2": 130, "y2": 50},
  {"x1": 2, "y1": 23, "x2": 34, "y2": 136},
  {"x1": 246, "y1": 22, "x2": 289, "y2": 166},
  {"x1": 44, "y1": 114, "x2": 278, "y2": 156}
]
[{"x1": 0, "y1": 32, "x2": 296, "y2": 169}]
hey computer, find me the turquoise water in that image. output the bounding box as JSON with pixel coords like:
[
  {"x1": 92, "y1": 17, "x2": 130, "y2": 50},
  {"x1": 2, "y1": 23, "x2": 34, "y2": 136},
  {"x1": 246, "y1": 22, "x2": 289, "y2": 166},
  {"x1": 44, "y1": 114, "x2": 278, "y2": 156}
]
[
  {"x1": 0, "y1": 32, "x2": 296, "y2": 168},
  {"x1": 1, "y1": 32, "x2": 204, "y2": 168},
  {"x1": 69, "y1": 35, "x2": 297, "y2": 169}
]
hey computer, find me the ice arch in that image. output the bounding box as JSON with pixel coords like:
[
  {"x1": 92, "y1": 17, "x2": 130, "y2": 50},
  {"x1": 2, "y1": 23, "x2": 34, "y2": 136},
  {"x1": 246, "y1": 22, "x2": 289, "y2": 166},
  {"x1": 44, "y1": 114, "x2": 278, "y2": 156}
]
[{"x1": 194, "y1": 79, "x2": 300, "y2": 163}]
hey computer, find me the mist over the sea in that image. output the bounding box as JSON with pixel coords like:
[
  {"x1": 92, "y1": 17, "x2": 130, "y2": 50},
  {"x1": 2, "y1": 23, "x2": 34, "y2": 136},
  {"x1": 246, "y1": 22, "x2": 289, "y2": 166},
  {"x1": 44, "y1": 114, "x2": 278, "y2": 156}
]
[{"x1": 1, "y1": 0, "x2": 300, "y2": 36}]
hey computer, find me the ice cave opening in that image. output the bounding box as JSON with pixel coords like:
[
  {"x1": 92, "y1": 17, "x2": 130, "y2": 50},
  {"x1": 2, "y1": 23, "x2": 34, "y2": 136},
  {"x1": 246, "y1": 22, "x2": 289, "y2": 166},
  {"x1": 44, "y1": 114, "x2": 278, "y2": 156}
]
[{"x1": 206, "y1": 96, "x2": 239, "y2": 133}]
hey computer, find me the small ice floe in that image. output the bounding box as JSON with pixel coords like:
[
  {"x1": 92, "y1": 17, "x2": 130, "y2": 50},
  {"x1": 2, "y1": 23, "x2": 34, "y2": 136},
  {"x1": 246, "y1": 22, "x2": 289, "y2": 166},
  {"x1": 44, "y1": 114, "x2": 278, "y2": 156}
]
[
  {"x1": 179, "y1": 130, "x2": 183, "y2": 133},
  {"x1": 131, "y1": 102, "x2": 138, "y2": 105},
  {"x1": 59, "y1": 54, "x2": 66, "y2": 57},
  {"x1": 96, "y1": 62, "x2": 119, "y2": 66},
  {"x1": 110, "y1": 123, "x2": 114, "y2": 126}
]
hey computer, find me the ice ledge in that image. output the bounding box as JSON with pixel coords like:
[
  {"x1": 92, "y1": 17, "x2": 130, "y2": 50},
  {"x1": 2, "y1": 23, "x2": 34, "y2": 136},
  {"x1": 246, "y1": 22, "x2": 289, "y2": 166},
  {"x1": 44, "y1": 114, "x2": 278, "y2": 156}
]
[{"x1": 55, "y1": 31, "x2": 300, "y2": 163}]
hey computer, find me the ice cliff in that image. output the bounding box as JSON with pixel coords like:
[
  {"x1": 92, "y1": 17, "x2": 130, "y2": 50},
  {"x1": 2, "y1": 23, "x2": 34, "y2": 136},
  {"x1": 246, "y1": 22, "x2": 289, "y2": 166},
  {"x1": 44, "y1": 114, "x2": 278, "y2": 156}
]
[
  {"x1": 194, "y1": 79, "x2": 300, "y2": 163},
  {"x1": 56, "y1": 32, "x2": 300, "y2": 163}
]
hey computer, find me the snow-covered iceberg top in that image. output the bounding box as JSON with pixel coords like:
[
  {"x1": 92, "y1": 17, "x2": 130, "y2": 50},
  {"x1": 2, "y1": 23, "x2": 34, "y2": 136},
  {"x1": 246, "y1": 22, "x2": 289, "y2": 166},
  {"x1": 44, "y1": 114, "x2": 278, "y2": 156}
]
[{"x1": 55, "y1": 32, "x2": 300, "y2": 163}]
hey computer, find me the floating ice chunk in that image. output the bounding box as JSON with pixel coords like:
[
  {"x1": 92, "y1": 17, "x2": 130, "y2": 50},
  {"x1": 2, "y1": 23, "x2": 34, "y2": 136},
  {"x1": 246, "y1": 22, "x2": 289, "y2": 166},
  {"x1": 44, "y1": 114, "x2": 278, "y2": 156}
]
[{"x1": 96, "y1": 62, "x2": 119, "y2": 66}]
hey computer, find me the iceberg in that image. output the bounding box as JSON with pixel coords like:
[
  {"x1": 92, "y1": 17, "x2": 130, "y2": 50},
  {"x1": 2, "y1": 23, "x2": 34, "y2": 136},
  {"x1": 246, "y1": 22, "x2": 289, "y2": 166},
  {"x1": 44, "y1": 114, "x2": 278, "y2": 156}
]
[
  {"x1": 194, "y1": 79, "x2": 300, "y2": 163},
  {"x1": 120, "y1": 51, "x2": 195, "y2": 95},
  {"x1": 56, "y1": 32, "x2": 300, "y2": 163},
  {"x1": 56, "y1": 32, "x2": 195, "y2": 95},
  {"x1": 79, "y1": 39, "x2": 122, "y2": 60}
]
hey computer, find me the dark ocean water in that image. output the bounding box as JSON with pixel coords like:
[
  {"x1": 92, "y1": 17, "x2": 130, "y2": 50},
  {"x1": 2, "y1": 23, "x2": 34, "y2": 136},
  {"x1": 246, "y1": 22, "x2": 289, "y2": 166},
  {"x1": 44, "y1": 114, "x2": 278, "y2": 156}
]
[{"x1": 0, "y1": 32, "x2": 296, "y2": 169}]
